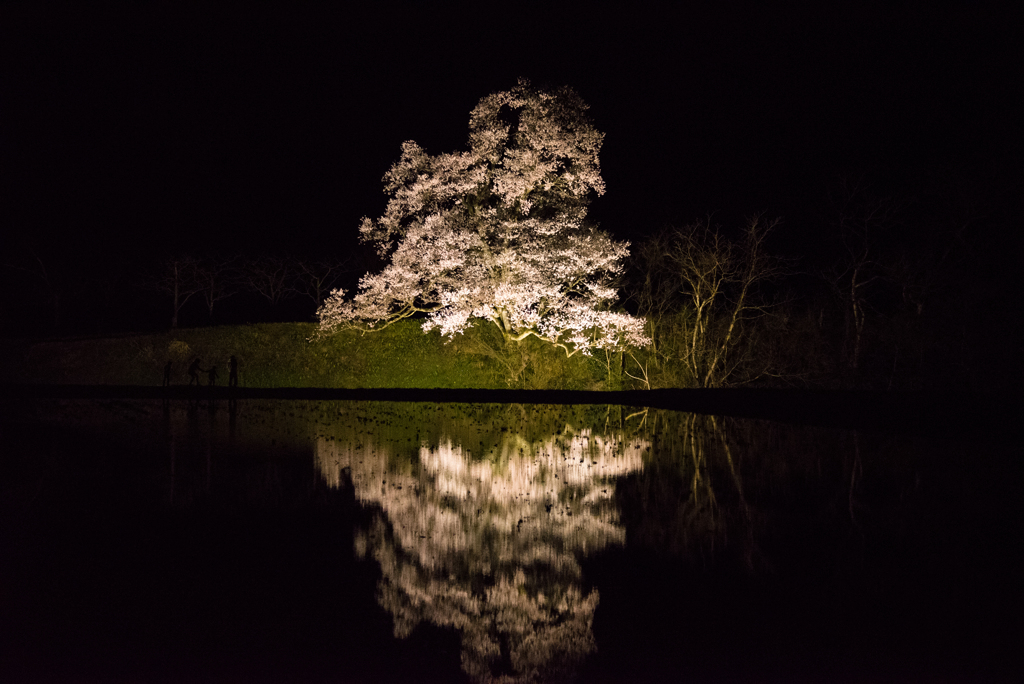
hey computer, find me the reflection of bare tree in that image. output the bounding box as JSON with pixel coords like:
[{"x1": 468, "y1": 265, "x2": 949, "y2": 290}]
[
  {"x1": 621, "y1": 412, "x2": 763, "y2": 568},
  {"x1": 622, "y1": 411, "x2": 890, "y2": 575},
  {"x1": 314, "y1": 406, "x2": 647, "y2": 683}
]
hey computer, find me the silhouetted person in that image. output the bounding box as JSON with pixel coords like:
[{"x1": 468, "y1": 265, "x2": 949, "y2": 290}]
[
  {"x1": 188, "y1": 358, "x2": 203, "y2": 386},
  {"x1": 207, "y1": 365, "x2": 218, "y2": 386},
  {"x1": 163, "y1": 360, "x2": 172, "y2": 387},
  {"x1": 228, "y1": 355, "x2": 238, "y2": 388}
]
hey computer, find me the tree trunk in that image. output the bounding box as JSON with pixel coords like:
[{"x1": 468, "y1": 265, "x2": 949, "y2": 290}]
[{"x1": 849, "y1": 264, "x2": 865, "y2": 381}]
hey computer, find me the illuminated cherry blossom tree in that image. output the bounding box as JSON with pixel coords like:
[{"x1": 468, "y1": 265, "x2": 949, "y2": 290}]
[{"x1": 317, "y1": 80, "x2": 648, "y2": 357}]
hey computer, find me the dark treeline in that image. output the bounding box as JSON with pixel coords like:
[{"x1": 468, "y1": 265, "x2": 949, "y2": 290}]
[
  {"x1": 624, "y1": 173, "x2": 1020, "y2": 392},
  {"x1": 0, "y1": 249, "x2": 373, "y2": 335},
  {"x1": 1, "y1": 172, "x2": 1019, "y2": 392}
]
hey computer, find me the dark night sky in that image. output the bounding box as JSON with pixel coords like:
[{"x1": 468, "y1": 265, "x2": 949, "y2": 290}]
[{"x1": 2, "y1": 2, "x2": 1020, "y2": 263}]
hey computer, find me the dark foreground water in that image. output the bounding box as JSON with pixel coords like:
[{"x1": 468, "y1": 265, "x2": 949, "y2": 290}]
[{"x1": 1, "y1": 397, "x2": 1020, "y2": 683}]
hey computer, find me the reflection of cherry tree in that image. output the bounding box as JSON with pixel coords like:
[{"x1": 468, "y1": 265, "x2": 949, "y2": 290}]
[{"x1": 314, "y1": 407, "x2": 647, "y2": 683}]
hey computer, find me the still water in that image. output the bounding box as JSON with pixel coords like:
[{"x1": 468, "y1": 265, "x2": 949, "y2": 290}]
[{"x1": 1, "y1": 398, "x2": 1019, "y2": 683}]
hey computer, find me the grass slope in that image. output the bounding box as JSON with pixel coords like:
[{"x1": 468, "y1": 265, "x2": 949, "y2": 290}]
[{"x1": 3, "y1": 321, "x2": 612, "y2": 390}]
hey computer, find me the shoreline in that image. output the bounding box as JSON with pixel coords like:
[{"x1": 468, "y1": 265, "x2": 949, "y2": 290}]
[{"x1": 2, "y1": 383, "x2": 1017, "y2": 435}]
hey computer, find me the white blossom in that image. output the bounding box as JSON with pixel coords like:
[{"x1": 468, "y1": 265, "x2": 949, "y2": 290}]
[{"x1": 317, "y1": 79, "x2": 648, "y2": 356}]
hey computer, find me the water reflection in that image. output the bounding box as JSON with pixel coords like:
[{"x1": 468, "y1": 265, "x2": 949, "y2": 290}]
[
  {"x1": 314, "y1": 405, "x2": 648, "y2": 683},
  {"x1": 7, "y1": 398, "x2": 1018, "y2": 681}
]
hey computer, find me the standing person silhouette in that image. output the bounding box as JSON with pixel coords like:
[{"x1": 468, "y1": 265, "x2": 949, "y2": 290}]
[
  {"x1": 188, "y1": 358, "x2": 203, "y2": 386},
  {"x1": 207, "y1": 365, "x2": 218, "y2": 386},
  {"x1": 228, "y1": 355, "x2": 238, "y2": 388},
  {"x1": 163, "y1": 361, "x2": 173, "y2": 387}
]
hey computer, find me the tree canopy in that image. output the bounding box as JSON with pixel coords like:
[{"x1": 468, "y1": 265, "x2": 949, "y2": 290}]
[{"x1": 316, "y1": 80, "x2": 647, "y2": 357}]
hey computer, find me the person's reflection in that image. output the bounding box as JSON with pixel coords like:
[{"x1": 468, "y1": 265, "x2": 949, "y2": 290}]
[
  {"x1": 228, "y1": 397, "x2": 237, "y2": 441},
  {"x1": 164, "y1": 396, "x2": 175, "y2": 504},
  {"x1": 206, "y1": 402, "x2": 215, "y2": 491}
]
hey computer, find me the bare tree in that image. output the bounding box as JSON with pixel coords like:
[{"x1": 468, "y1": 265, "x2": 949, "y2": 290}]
[
  {"x1": 293, "y1": 258, "x2": 348, "y2": 309},
  {"x1": 628, "y1": 230, "x2": 682, "y2": 366},
  {"x1": 674, "y1": 215, "x2": 786, "y2": 387},
  {"x1": 196, "y1": 256, "x2": 241, "y2": 322},
  {"x1": 241, "y1": 255, "x2": 295, "y2": 308},
  {"x1": 823, "y1": 178, "x2": 905, "y2": 384},
  {"x1": 1, "y1": 243, "x2": 65, "y2": 329},
  {"x1": 632, "y1": 215, "x2": 787, "y2": 388},
  {"x1": 151, "y1": 255, "x2": 204, "y2": 329}
]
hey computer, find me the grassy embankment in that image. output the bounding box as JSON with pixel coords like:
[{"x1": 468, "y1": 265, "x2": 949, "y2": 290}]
[{"x1": 3, "y1": 320, "x2": 612, "y2": 390}]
